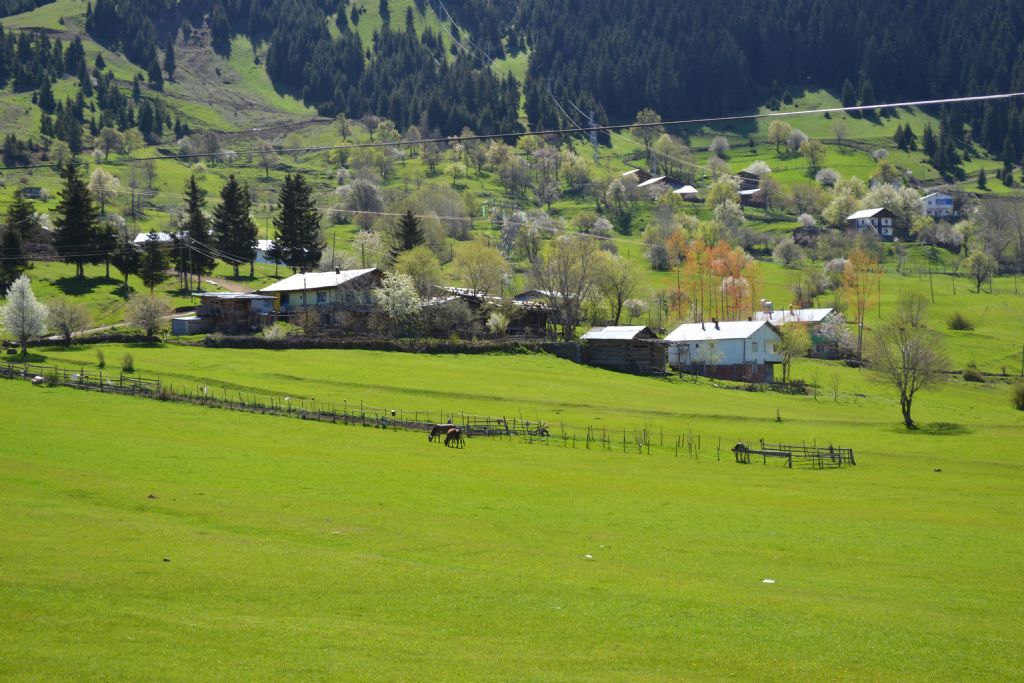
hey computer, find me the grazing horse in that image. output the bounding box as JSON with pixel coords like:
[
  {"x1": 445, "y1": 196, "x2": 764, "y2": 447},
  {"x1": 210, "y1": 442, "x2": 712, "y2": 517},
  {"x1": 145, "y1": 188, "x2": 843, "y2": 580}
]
[
  {"x1": 429, "y1": 423, "x2": 457, "y2": 442},
  {"x1": 444, "y1": 427, "x2": 464, "y2": 448}
]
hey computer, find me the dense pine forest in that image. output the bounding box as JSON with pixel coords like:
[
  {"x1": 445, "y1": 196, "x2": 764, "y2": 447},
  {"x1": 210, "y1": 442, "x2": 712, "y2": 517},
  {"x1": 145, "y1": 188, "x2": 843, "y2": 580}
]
[{"x1": 2, "y1": 0, "x2": 1024, "y2": 158}]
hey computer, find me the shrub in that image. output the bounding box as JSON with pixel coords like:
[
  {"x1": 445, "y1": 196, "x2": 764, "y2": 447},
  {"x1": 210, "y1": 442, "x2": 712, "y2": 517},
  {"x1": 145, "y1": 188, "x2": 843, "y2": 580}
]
[
  {"x1": 121, "y1": 353, "x2": 134, "y2": 373},
  {"x1": 1012, "y1": 384, "x2": 1024, "y2": 411},
  {"x1": 486, "y1": 311, "x2": 509, "y2": 336},
  {"x1": 948, "y1": 312, "x2": 974, "y2": 330},
  {"x1": 262, "y1": 322, "x2": 298, "y2": 341},
  {"x1": 962, "y1": 362, "x2": 985, "y2": 383},
  {"x1": 96, "y1": 349, "x2": 105, "y2": 368},
  {"x1": 772, "y1": 240, "x2": 805, "y2": 267}
]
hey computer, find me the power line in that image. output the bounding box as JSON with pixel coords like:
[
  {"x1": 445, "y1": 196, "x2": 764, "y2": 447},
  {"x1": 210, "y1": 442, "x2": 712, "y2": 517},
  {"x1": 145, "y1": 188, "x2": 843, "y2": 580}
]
[{"x1": 14, "y1": 91, "x2": 1024, "y2": 171}]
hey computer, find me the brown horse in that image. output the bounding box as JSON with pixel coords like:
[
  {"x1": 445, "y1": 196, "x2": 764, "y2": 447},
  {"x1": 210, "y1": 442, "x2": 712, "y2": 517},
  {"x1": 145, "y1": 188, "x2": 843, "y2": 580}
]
[
  {"x1": 444, "y1": 427, "x2": 464, "y2": 448},
  {"x1": 429, "y1": 423, "x2": 457, "y2": 442}
]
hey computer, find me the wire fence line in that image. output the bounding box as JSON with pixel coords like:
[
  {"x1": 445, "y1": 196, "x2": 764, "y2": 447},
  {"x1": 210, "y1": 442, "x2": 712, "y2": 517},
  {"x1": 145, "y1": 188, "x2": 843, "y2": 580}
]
[{"x1": 0, "y1": 359, "x2": 853, "y2": 466}]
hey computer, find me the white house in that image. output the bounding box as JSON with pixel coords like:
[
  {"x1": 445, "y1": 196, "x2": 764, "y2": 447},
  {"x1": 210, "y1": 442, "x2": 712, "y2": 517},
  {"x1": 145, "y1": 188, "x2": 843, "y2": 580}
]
[
  {"x1": 921, "y1": 192, "x2": 955, "y2": 219},
  {"x1": 663, "y1": 320, "x2": 782, "y2": 382}
]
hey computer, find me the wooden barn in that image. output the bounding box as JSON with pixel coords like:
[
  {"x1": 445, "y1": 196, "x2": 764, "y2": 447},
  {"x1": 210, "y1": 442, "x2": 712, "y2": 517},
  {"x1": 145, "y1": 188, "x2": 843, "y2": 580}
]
[
  {"x1": 171, "y1": 292, "x2": 276, "y2": 335},
  {"x1": 580, "y1": 326, "x2": 666, "y2": 375}
]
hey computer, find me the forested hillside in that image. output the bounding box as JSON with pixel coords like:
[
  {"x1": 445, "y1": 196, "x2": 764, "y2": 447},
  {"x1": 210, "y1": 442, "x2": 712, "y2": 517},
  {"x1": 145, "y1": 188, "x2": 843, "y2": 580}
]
[{"x1": 3, "y1": 0, "x2": 1024, "y2": 149}]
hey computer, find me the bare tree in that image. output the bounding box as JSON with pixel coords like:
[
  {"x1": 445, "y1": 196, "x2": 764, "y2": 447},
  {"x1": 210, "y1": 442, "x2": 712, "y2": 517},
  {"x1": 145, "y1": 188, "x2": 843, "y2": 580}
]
[
  {"x1": 963, "y1": 252, "x2": 998, "y2": 292},
  {"x1": 125, "y1": 293, "x2": 173, "y2": 337},
  {"x1": 841, "y1": 247, "x2": 881, "y2": 360},
  {"x1": 140, "y1": 158, "x2": 158, "y2": 189},
  {"x1": 597, "y1": 253, "x2": 643, "y2": 325},
  {"x1": 866, "y1": 293, "x2": 949, "y2": 429},
  {"x1": 48, "y1": 298, "x2": 91, "y2": 347},
  {"x1": 257, "y1": 140, "x2": 279, "y2": 178},
  {"x1": 977, "y1": 200, "x2": 1016, "y2": 263},
  {"x1": 530, "y1": 234, "x2": 602, "y2": 340}
]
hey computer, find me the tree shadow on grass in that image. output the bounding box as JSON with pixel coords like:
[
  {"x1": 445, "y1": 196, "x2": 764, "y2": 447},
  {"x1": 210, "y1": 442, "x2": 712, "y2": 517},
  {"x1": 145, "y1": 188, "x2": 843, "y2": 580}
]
[
  {"x1": 112, "y1": 283, "x2": 136, "y2": 299},
  {"x1": 55, "y1": 275, "x2": 118, "y2": 297},
  {"x1": 6, "y1": 352, "x2": 49, "y2": 364},
  {"x1": 892, "y1": 421, "x2": 970, "y2": 438}
]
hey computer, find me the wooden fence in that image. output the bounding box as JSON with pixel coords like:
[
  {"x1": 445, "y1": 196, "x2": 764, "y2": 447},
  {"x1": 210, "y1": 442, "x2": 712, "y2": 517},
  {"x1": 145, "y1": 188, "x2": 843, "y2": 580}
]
[
  {"x1": 732, "y1": 439, "x2": 856, "y2": 469},
  {"x1": 0, "y1": 360, "x2": 856, "y2": 469}
]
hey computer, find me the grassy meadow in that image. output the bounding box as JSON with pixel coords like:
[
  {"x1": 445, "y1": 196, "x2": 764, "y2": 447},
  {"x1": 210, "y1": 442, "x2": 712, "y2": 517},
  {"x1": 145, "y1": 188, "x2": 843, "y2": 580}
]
[{"x1": 1, "y1": 377, "x2": 1022, "y2": 680}]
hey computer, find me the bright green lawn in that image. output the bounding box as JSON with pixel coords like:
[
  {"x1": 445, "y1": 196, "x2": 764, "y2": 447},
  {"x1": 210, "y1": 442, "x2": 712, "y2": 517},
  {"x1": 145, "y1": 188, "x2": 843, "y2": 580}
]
[{"x1": 0, "y1": 377, "x2": 1022, "y2": 680}]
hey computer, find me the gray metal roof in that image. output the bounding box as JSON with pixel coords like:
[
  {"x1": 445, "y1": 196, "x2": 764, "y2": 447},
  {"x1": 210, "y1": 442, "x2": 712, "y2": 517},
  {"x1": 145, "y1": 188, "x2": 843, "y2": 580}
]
[
  {"x1": 846, "y1": 208, "x2": 887, "y2": 220},
  {"x1": 754, "y1": 307, "x2": 834, "y2": 324},
  {"x1": 664, "y1": 320, "x2": 775, "y2": 342},
  {"x1": 581, "y1": 326, "x2": 656, "y2": 341},
  {"x1": 196, "y1": 292, "x2": 275, "y2": 300},
  {"x1": 259, "y1": 268, "x2": 379, "y2": 293}
]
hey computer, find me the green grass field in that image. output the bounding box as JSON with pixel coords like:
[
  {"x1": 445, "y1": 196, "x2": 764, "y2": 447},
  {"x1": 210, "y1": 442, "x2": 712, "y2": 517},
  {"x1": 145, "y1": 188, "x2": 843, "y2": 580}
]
[{"x1": 1, "y1": 374, "x2": 1022, "y2": 680}]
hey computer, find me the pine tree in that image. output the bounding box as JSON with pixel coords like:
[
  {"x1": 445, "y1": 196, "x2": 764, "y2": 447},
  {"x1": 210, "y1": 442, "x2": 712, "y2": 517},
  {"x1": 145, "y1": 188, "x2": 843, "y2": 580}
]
[
  {"x1": 164, "y1": 41, "x2": 175, "y2": 81},
  {"x1": 0, "y1": 226, "x2": 26, "y2": 290},
  {"x1": 177, "y1": 175, "x2": 216, "y2": 290},
  {"x1": 138, "y1": 232, "x2": 168, "y2": 292},
  {"x1": 110, "y1": 235, "x2": 139, "y2": 287},
  {"x1": 390, "y1": 210, "x2": 424, "y2": 260},
  {"x1": 37, "y1": 78, "x2": 55, "y2": 113},
  {"x1": 922, "y1": 123, "x2": 937, "y2": 159},
  {"x1": 53, "y1": 161, "x2": 101, "y2": 279},
  {"x1": 271, "y1": 173, "x2": 324, "y2": 273},
  {"x1": 379, "y1": 0, "x2": 390, "y2": 25},
  {"x1": 841, "y1": 79, "x2": 857, "y2": 108},
  {"x1": 212, "y1": 175, "x2": 258, "y2": 277},
  {"x1": 6, "y1": 190, "x2": 38, "y2": 243},
  {"x1": 977, "y1": 167, "x2": 988, "y2": 190},
  {"x1": 147, "y1": 59, "x2": 163, "y2": 91}
]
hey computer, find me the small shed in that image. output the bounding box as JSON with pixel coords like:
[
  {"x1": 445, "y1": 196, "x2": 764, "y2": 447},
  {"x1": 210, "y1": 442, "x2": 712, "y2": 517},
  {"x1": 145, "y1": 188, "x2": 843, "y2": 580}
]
[
  {"x1": 171, "y1": 315, "x2": 212, "y2": 336},
  {"x1": 195, "y1": 292, "x2": 276, "y2": 333},
  {"x1": 581, "y1": 325, "x2": 666, "y2": 374}
]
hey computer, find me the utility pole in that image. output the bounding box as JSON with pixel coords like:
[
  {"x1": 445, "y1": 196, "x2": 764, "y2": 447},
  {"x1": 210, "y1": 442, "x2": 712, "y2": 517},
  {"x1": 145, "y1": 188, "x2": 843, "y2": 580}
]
[{"x1": 588, "y1": 110, "x2": 599, "y2": 162}]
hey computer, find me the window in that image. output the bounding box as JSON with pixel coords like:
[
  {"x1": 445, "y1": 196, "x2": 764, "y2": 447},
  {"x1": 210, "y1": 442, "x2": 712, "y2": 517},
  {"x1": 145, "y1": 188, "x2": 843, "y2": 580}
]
[
  {"x1": 751, "y1": 341, "x2": 758, "y2": 353},
  {"x1": 280, "y1": 293, "x2": 290, "y2": 306},
  {"x1": 316, "y1": 291, "x2": 327, "y2": 304}
]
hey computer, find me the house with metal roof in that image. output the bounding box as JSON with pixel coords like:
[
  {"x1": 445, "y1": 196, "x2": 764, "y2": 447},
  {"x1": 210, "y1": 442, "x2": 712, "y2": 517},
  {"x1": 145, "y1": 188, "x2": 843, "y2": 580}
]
[
  {"x1": 580, "y1": 326, "x2": 666, "y2": 374},
  {"x1": 921, "y1": 191, "x2": 955, "y2": 219},
  {"x1": 664, "y1": 319, "x2": 782, "y2": 382},
  {"x1": 754, "y1": 306, "x2": 839, "y2": 358},
  {"x1": 846, "y1": 207, "x2": 895, "y2": 240},
  {"x1": 171, "y1": 292, "x2": 276, "y2": 335},
  {"x1": 259, "y1": 268, "x2": 383, "y2": 318}
]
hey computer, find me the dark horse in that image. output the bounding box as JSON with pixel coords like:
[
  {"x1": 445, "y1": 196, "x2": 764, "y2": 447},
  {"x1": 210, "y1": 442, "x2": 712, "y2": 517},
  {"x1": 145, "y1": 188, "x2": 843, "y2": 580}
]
[
  {"x1": 429, "y1": 424, "x2": 457, "y2": 442},
  {"x1": 444, "y1": 427, "x2": 464, "y2": 448}
]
